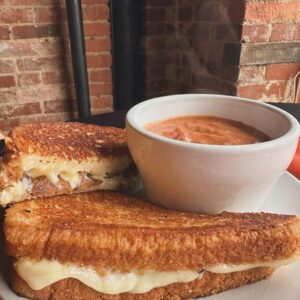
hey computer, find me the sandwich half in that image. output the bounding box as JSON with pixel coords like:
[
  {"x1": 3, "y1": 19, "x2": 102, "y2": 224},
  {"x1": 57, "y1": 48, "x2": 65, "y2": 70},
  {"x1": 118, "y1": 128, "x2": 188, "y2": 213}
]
[
  {"x1": 4, "y1": 191, "x2": 300, "y2": 299},
  {"x1": 0, "y1": 122, "x2": 139, "y2": 206}
]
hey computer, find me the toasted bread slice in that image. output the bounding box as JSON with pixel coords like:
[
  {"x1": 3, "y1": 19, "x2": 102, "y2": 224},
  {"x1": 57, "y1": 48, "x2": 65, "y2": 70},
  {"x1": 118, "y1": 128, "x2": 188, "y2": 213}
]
[
  {"x1": 10, "y1": 266, "x2": 274, "y2": 300},
  {"x1": 0, "y1": 123, "x2": 139, "y2": 205},
  {"x1": 4, "y1": 190, "x2": 300, "y2": 296},
  {"x1": 5, "y1": 191, "x2": 300, "y2": 272}
]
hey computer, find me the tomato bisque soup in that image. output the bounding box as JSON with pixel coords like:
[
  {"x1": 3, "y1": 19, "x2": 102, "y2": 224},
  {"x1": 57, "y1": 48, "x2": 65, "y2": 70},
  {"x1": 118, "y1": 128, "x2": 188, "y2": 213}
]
[{"x1": 145, "y1": 116, "x2": 270, "y2": 145}]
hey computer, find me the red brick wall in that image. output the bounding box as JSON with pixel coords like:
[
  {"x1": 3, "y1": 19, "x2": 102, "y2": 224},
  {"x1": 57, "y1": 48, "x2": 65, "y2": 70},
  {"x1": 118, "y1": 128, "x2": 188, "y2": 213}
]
[
  {"x1": 142, "y1": 0, "x2": 243, "y2": 98},
  {"x1": 0, "y1": 0, "x2": 112, "y2": 132},
  {"x1": 176, "y1": 0, "x2": 243, "y2": 95},
  {"x1": 143, "y1": 0, "x2": 178, "y2": 99},
  {"x1": 237, "y1": 0, "x2": 300, "y2": 102},
  {"x1": 1, "y1": 0, "x2": 299, "y2": 131},
  {"x1": 142, "y1": 0, "x2": 300, "y2": 103}
]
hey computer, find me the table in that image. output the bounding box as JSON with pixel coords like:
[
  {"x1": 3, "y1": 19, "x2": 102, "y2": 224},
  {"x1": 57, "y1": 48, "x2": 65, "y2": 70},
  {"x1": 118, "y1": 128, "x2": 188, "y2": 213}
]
[{"x1": 75, "y1": 103, "x2": 300, "y2": 128}]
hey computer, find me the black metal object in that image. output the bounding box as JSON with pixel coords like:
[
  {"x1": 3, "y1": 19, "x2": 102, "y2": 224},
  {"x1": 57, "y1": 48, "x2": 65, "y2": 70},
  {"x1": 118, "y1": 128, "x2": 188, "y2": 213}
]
[
  {"x1": 110, "y1": 0, "x2": 144, "y2": 110},
  {"x1": 66, "y1": 0, "x2": 91, "y2": 117},
  {"x1": 75, "y1": 110, "x2": 127, "y2": 128},
  {"x1": 0, "y1": 139, "x2": 5, "y2": 155}
]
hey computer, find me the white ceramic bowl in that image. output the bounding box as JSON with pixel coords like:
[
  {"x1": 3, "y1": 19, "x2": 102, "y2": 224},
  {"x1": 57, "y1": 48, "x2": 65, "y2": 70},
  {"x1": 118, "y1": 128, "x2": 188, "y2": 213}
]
[{"x1": 126, "y1": 94, "x2": 300, "y2": 214}]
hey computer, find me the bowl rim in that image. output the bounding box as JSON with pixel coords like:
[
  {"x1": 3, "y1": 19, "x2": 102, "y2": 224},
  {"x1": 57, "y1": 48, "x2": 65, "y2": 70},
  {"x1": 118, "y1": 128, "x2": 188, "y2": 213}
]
[{"x1": 126, "y1": 94, "x2": 300, "y2": 153}]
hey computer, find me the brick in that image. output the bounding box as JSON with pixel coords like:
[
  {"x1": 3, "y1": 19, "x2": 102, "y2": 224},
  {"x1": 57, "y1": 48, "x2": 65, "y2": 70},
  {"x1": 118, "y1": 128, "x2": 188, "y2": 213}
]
[
  {"x1": 18, "y1": 112, "x2": 71, "y2": 126},
  {"x1": 30, "y1": 38, "x2": 63, "y2": 57},
  {"x1": 237, "y1": 84, "x2": 264, "y2": 99},
  {"x1": 294, "y1": 24, "x2": 300, "y2": 40},
  {"x1": 270, "y1": 23, "x2": 295, "y2": 42},
  {"x1": 195, "y1": 1, "x2": 221, "y2": 22},
  {"x1": 145, "y1": 65, "x2": 168, "y2": 80},
  {"x1": 191, "y1": 74, "x2": 236, "y2": 95},
  {"x1": 245, "y1": 1, "x2": 300, "y2": 23},
  {"x1": 34, "y1": 7, "x2": 62, "y2": 23},
  {"x1": 0, "y1": 60, "x2": 15, "y2": 73},
  {"x1": 9, "y1": 0, "x2": 59, "y2": 5},
  {"x1": 89, "y1": 83, "x2": 112, "y2": 96},
  {"x1": 238, "y1": 66, "x2": 265, "y2": 83},
  {"x1": 183, "y1": 23, "x2": 210, "y2": 40},
  {"x1": 86, "y1": 54, "x2": 112, "y2": 68},
  {"x1": 212, "y1": 24, "x2": 242, "y2": 41},
  {"x1": 146, "y1": 51, "x2": 175, "y2": 65},
  {"x1": 89, "y1": 69, "x2": 111, "y2": 82},
  {"x1": 0, "y1": 40, "x2": 34, "y2": 57},
  {"x1": 17, "y1": 57, "x2": 64, "y2": 72},
  {"x1": 84, "y1": 5, "x2": 109, "y2": 21},
  {"x1": 17, "y1": 73, "x2": 41, "y2": 86},
  {"x1": 18, "y1": 84, "x2": 69, "y2": 102},
  {"x1": 85, "y1": 37, "x2": 111, "y2": 52},
  {"x1": 0, "y1": 89, "x2": 17, "y2": 104},
  {"x1": 44, "y1": 99, "x2": 74, "y2": 113},
  {"x1": 206, "y1": 63, "x2": 239, "y2": 82},
  {"x1": 145, "y1": 79, "x2": 173, "y2": 93},
  {"x1": 237, "y1": 82, "x2": 286, "y2": 100},
  {"x1": 145, "y1": 7, "x2": 174, "y2": 22},
  {"x1": 0, "y1": 102, "x2": 41, "y2": 118},
  {"x1": 0, "y1": 75, "x2": 15, "y2": 88},
  {"x1": 90, "y1": 96, "x2": 113, "y2": 110},
  {"x1": 242, "y1": 25, "x2": 269, "y2": 43},
  {"x1": 0, "y1": 26, "x2": 10, "y2": 40},
  {"x1": 0, "y1": 117, "x2": 20, "y2": 133},
  {"x1": 227, "y1": 0, "x2": 245, "y2": 25},
  {"x1": 265, "y1": 63, "x2": 300, "y2": 80},
  {"x1": 143, "y1": 37, "x2": 167, "y2": 52},
  {"x1": 42, "y1": 71, "x2": 68, "y2": 84},
  {"x1": 177, "y1": 6, "x2": 193, "y2": 21},
  {"x1": 145, "y1": 23, "x2": 176, "y2": 36},
  {"x1": 0, "y1": 8, "x2": 33, "y2": 24},
  {"x1": 84, "y1": 22, "x2": 110, "y2": 37},
  {"x1": 196, "y1": 41, "x2": 223, "y2": 62},
  {"x1": 12, "y1": 24, "x2": 60, "y2": 39}
]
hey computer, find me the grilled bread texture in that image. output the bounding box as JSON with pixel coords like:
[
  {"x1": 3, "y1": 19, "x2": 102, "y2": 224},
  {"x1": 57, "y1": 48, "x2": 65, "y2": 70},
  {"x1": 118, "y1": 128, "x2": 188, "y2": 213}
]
[
  {"x1": 4, "y1": 191, "x2": 300, "y2": 272},
  {"x1": 0, "y1": 123, "x2": 139, "y2": 205},
  {"x1": 5, "y1": 122, "x2": 128, "y2": 160},
  {"x1": 10, "y1": 266, "x2": 274, "y2": 300}
]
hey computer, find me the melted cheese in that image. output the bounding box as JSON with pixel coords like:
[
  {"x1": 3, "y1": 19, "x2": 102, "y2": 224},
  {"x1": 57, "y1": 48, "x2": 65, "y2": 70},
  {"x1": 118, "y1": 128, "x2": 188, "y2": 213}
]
[
  {"x1": 15, "y1": 259, "x2": 201, "y2": 294},
  {"x1": 0, "y1": 177, "x2": 32, "y2": 206},
  {"x1": 0, "y1": 154, "x2": 132, "y2": 205},
  {"x1": 15, "y1": 255, "x2": 300, "y2": 294},
  {"x1": 206, "y1": 255, "x2": 300, "y2": 273},
  {"x1": 21, "y1": 154, "x2": 131, "y2": 187}
]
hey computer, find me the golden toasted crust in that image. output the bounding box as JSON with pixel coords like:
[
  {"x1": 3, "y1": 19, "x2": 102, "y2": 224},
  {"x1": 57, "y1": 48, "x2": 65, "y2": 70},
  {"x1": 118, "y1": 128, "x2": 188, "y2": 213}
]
[
  {"x1": 6, "y1": 122, "x2": 128, "y2": 160},
  {"x1": 4, "y1": 192, "x2": 300, "y2": 272},
  {"x1": 0, "y1": 122, "x2": 132, "y2": 191},
  {"x1": 10, "y1": 266, "x2": 274, "y2": 300}
]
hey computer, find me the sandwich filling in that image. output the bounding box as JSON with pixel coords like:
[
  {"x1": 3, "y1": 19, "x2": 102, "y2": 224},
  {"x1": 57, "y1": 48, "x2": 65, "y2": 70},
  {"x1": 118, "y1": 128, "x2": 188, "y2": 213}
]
[
  {"x1": 0, "y1": 154, "x2": 134, "y2": 205},
  {"x1": 14, "y1": 259, "x2": 201, "y2": 294},
  {"x1": 14, "y1": 256, "x2": 300, "y2": 294}
]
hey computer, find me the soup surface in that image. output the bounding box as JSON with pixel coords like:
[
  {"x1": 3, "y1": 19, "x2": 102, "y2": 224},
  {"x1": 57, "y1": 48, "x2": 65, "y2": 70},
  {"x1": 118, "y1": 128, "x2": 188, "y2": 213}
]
[{"x1": 145, "y1": 115, "x2": 270, "y2": 145}]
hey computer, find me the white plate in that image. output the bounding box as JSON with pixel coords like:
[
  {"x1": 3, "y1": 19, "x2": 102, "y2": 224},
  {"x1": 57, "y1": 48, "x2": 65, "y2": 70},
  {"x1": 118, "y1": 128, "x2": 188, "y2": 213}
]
[{"x1": 0, "y1": 172, "x2": 299, "y2": 300}]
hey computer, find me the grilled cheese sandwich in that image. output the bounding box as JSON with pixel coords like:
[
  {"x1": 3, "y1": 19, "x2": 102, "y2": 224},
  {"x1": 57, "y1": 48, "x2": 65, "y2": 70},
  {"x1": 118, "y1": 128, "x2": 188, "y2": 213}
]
[
  {"x1": 4, "y1": 191, "x2": 300, "y2": 299},
  {"x1": 0, "y1": 122, "x2": 139, "y2": 205}
]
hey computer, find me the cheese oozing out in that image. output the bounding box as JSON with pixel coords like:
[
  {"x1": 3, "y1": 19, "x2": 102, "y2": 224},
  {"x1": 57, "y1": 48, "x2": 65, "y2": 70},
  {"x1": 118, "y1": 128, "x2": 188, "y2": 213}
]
[
  {"x1": 15, "y1": 259, "x2": 201, "y2": 294},
  {"x1": 15, "y1": 255, "x2": 300, "y2": 295},
  {"x1": 0, "y1": 154, "x2": 132, "y2": 205}
]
